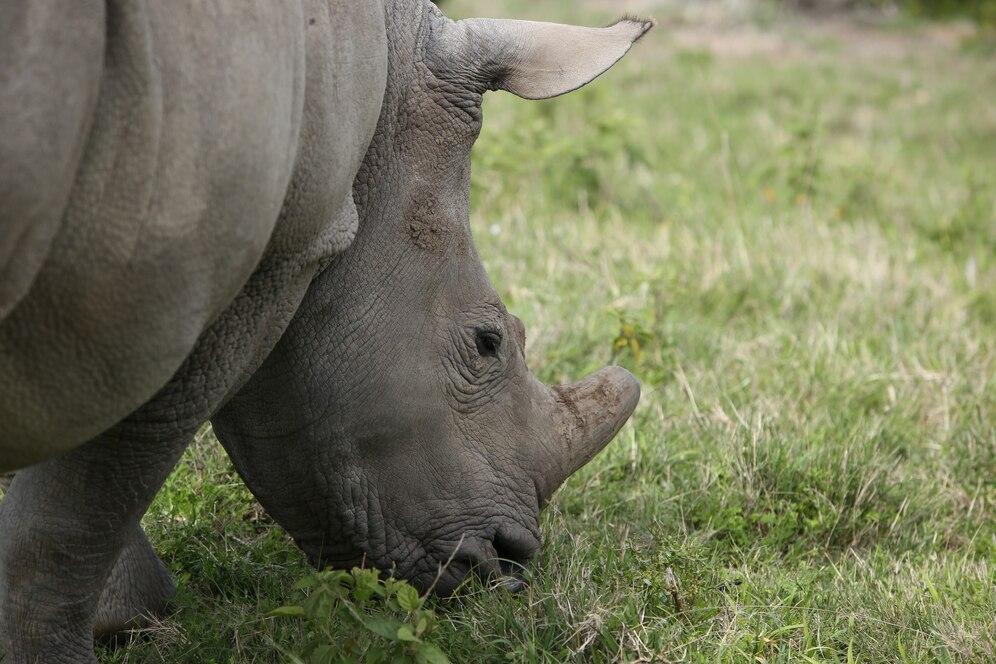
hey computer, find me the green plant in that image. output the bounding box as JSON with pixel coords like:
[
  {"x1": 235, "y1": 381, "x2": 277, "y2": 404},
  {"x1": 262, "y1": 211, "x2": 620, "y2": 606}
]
[
  {"x1": 270, "y1": 568, "x2": 450, "y2": 664},
  {"x1": 610, "y1": 313, "x2": 656, "y2": 365}
]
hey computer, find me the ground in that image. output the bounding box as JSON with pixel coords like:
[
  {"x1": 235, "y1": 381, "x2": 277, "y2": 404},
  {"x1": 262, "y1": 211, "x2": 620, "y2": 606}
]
[{"x1": 13, "y1": 0, "x2": 995, "y2": 661}]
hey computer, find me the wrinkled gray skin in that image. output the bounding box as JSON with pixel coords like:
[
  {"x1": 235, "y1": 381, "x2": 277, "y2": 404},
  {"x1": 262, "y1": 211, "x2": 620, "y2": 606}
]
[{"x1": 0, "y1": 1, "x2": 648, "y2": 661}]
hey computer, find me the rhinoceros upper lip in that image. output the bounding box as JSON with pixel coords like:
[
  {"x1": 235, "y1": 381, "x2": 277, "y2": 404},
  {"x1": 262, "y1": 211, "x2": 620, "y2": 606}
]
[{"x1": 300, "y1": 539, "x2": 365, "y2": 572}]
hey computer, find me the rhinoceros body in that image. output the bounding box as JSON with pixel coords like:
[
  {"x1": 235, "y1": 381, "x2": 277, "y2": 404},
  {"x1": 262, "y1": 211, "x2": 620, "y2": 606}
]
[
  {"x1": 0, "y1": 0, "x2": 387, "y2": 470},
  {"x1": 0, "y1": 1, "x2": 650, "y2": 661}
]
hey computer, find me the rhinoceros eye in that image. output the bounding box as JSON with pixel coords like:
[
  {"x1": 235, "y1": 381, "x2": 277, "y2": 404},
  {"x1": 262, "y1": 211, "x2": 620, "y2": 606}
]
[{"x1": 474, "y1": 328, "x2": 502, "y2": 358}]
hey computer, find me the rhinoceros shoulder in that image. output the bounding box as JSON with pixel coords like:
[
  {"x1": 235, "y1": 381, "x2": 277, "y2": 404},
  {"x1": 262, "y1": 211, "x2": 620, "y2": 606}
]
[
  {"x1": 0, "y1": 0, "x2": 388, "y2": 471},
  {"x1": 0, "y1": 1, "x2": 105, "y2": 321}
]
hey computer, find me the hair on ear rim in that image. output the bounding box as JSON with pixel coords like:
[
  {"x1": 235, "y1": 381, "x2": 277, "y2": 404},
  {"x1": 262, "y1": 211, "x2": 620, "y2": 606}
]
[{"x1": 612, "y1": 15, "x2": 656, "y2": 43}]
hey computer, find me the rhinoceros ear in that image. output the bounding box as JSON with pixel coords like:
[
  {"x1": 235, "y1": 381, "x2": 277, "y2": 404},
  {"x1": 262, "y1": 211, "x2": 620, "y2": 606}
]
[{"x1": 446, "y1": 17, "x2": 654, "y2": 100}]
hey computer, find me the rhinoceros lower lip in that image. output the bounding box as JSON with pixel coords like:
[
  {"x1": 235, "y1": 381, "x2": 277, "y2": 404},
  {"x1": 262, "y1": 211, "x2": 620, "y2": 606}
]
[{"x1": 498, "y1": 576, "x2": 527, "y2": 592}]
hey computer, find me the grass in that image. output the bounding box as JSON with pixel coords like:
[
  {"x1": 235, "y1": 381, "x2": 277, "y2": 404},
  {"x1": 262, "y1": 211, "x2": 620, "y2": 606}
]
[{"x1": 10, "y1": 1, "x2": 993, "y2": 661}]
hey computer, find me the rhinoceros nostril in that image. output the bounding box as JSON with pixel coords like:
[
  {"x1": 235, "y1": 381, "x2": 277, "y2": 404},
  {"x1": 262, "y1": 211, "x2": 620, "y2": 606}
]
[
  {"x1": 497, "y1": 558, "x2": 522, "y2": 576},
  {"x1": 492, "y1": 527, "x2": 539, "y2": 591},
  {"x1": 493, "y1": 528, "x2": 539, "y2": 566}
]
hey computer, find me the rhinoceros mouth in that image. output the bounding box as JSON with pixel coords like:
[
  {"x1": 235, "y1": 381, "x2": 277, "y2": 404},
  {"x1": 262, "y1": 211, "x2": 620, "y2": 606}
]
[
  {"x1": 415, "y1": 537, "x2": 536, "y2": 597},
  {"x1": 300, "y1": 521, "x2": 539, "y2": 597}
]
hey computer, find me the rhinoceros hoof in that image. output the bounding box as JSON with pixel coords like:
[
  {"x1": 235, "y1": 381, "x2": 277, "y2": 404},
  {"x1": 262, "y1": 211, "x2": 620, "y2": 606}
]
[{"x1": 93, "y1": 539, "x2": 176, "y2": 642}]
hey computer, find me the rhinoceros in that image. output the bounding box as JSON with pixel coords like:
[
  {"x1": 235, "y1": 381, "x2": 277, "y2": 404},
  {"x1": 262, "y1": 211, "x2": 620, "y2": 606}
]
[{"x1": 0, "y1": 0, "x2": 650, "y2": 660}]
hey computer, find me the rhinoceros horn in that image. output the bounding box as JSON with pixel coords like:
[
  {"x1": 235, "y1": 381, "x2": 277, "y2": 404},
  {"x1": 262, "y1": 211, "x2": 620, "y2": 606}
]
[{"x1": 537, "y1": 366, "x2": 641, "y2": 501}]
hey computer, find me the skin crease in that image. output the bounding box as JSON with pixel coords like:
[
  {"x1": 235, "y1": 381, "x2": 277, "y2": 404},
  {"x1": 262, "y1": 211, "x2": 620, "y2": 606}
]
[{"x1": 0, "y1": 1, "x2": 648, "y2": 661}]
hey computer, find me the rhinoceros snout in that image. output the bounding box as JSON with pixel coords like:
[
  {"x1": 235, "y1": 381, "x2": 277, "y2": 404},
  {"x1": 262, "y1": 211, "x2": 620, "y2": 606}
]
[{"x1": 436, "y1": 529, "x2": 539, "y2": 596}]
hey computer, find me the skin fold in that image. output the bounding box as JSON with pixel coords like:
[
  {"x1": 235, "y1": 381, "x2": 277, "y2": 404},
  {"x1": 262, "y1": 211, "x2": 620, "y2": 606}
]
[{"x1": 0, "y1": 1, "x2": 650, "y2": 661}]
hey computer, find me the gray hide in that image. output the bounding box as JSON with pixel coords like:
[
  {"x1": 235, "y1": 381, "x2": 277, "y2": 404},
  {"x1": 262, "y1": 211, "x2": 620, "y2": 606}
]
[{"x1": 0, "y1": 0, "x2": 386, "y2": 471}]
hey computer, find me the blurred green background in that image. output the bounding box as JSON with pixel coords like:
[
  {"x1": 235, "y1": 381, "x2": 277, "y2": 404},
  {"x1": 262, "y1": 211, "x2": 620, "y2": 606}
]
[{"x1": 786, "y1": 0, "x2": 996, "y2": 25}]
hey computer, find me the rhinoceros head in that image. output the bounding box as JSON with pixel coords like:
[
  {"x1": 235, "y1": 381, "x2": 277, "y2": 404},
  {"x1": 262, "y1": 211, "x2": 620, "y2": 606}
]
[{"x1": 213, "y1": 2, "x2": 649, "y2": 594}]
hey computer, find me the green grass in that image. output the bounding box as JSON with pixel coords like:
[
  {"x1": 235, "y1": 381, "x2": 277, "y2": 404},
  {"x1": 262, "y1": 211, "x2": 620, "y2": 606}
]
[{"x1": 73, "y1": 1, "x2": 996, "y2": 661}]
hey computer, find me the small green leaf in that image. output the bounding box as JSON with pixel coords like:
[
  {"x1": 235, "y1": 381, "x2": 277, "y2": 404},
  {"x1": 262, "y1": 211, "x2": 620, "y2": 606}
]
[
  {"x1": 352, "y1": 567, "x2": 383, "y2": 602},
  {"x1": 302, "y1": 592, "x2": 334, "y2": 620},
  {"x1": 396, "y1": 584, "x2": 422, "y2": 612},
  {"x1": 396, "y1": 624, "x2": 419, "y2": 642},
  {"x1": 268, "y1": 605, "x2": 306, "y2": 618},
  {"x1": 415, "y1": 642, "x2": 451, "y2": 664},
  {"x1": 307, "y1": 644, "x2": 337, "y2": 664},
  {"x1": 292, "y1": 575, "x2": 316, "y2": 591},
  {"x1": 365, "y1": 645, "x2": 390, "y2": 663},
  {"x1": 363, "y1": 615, "x2": 404, "y2": 641}
]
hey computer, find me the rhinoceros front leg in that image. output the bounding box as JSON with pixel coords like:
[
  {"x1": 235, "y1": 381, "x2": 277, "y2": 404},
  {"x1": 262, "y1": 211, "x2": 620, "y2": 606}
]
[
  {"x1": 0, "y1": 426, "x2": 190, "y2": 663},
  {"x1": 0, "y1": 467, "x2": 175, "y2": 656}
]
